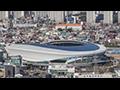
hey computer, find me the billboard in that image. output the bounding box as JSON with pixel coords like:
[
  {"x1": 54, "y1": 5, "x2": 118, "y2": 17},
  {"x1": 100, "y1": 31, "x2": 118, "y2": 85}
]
[
  {"x1": 10, "y1": 55, "x2": 22, "y2": 66},
  {"x1": 13, "y1": 24, "x2": 37, "y2": 28},
  {"x1": 56, "y1": 24, "x2": 82, "y2": 30}
]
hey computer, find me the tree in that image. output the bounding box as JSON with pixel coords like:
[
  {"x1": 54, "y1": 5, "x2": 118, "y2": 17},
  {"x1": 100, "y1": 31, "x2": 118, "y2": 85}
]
[{"x1": 57, "y1": 28, "x2": 63, "y2": 31}]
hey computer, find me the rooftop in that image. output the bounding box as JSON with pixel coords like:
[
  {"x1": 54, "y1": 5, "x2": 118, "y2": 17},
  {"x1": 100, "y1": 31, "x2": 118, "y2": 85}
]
[{"x1": 28, "y1": 41, "x2": 100, "y2": 51}]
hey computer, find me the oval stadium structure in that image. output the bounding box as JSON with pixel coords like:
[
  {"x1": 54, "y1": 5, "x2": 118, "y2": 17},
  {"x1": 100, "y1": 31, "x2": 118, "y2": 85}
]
[{"x1": 5, "y1": 40, "x2": 106, "y2": 62}]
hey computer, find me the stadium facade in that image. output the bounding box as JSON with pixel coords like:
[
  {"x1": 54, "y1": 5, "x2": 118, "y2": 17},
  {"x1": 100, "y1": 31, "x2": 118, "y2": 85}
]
[{"x1": 5, "y1": 40, "x2": 106, "y2": 63}]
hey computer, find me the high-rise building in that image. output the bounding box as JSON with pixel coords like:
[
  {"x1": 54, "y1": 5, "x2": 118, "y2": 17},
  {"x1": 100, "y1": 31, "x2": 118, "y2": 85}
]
[
  {"x1": 103, "y1": 11, "x2": 113, "y2": 24},
  {"x1": 86, "y1": 11, "x2": 96, "y2": 24},
  {"x1": 118, "y1": 11, "x2": 120, "y2": 23},
  {"x1": 72, "y1": 11, "x2": 81, "y2": 14},
  {"x1": 13, "y1": 11, "x2": 24, "y2": 18},
  {"x1": 0, "y1": 11, "x2": 117, "y2": 24},
  {"x1": 34, "y1": 11, "x2": 47, "y2": 17},
  {"x1": 47, "y1": 11, "x2": 64, "y2": 23},
  {"x1": 0, "y1": 11, "x2": 8, "y2": 20}
]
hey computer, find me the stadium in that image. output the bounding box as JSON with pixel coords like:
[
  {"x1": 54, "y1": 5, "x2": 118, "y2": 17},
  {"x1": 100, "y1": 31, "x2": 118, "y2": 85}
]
[{"x1": 5, "y1": 40, "x2": 106, "y2": 63}]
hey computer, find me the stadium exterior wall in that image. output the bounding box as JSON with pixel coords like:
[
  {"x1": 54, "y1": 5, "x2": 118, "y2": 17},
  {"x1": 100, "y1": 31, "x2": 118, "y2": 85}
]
[{"x1": 5, "y1": 44, "x2": 106, "y2": 62}]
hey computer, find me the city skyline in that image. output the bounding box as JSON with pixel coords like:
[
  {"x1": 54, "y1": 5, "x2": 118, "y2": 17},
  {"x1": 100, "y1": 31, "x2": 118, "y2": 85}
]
[{"x1": 0, "y1": 11, "x2": 119, "y2": 24}]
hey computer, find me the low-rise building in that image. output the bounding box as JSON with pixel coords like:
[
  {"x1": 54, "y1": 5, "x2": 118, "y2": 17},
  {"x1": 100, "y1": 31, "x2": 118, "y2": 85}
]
[{"x1": 74, "y1": 72, "x2": 113, "y2": 78}]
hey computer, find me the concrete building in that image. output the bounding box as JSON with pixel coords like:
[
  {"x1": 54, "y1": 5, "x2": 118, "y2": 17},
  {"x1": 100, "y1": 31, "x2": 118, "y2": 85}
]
[
  {"x1": 72, "y1": 11, "x2": 81, "y2": 15},
  {"x1": 0, "y1": 11, "x2": 117, "y2": 24},
  {"x1": 47, "y1": 11, "x2": 64, "y2": 23},
  {"x1": 0, "y1": 11, "x2": 8, "y2": 20},
  {"x1": 86, "y1": 11, "x2": 96, "y2": 24},
  {"x1": 53, "y1": 11, "x2": 64, "y2": 23},
  {"x1": 47, "y1": 11, "x2": 55, "y2": 19},
  {"x1": 34, "y1": 11, "x2": 47, "y2": 17},
  {"x1": 118, "y1": 11, "x2": 120, "y2": 23},
  {"x1": 67, "y1": 11, "x2": 73, "y2": 15},
  {"x1": 14, "y1": 11, "x2": 24, "y2": 18},
  {"x1": 64, "y1": 11, "x2": 68, "y2": 16},
  {"x1": 64, "y1": 11, "x2": 81, "y2": 16},
  {"x1": 27, "y1": 11, "x2": 64, "y2": 23},
  {"x1": 103, "y1": 11, "x2": 113, "y2": 24}
]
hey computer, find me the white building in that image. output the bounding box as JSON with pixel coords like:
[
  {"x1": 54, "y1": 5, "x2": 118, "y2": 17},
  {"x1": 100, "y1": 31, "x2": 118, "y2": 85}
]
[
  {"x1": 47, "y1": 11, "x2": 64, "y2": 23},
  {"x1": 118, "y1": 11, "x2": 120, "y2": 23},
  {"x1": 74, "y1": 73, "x2": 113, "y2": 78},
  {"x1": 34, "y1": 11, "x2": 47, "y2": 18},
  {"x1": 0, "y1": 11, "x2": 118, "y2": 24},
  {"x1": 34, "y1": 11, "x2": 64, "y2": 23},
  {"x1": 86, "y1": 11, "x2": 96, "y2": 24},
  {"x1": 13, "y1": 11, "x2": 24, "y2": 19},
  {"x1": 103, "y1": 11, "x2": 113, "y2": 24},
  {"x1": 0, "y1": 11, "x2": 8, "y2": 20},
  {"x1": 48, "y1": 63, "x2": 75, "y2": 75}
]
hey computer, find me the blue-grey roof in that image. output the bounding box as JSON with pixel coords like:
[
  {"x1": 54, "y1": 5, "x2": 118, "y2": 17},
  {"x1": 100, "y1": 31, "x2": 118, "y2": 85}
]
[{"x1": 28, "y1": 41, "x2": 100, "y2": 51}]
